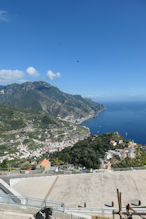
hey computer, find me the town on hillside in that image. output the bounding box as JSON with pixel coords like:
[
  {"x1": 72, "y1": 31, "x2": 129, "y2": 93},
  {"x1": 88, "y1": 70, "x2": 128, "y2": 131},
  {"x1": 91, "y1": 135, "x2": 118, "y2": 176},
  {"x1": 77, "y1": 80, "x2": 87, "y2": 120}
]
[{"x1": 0, "y1": 132, "x2": 144, "y2": 175}]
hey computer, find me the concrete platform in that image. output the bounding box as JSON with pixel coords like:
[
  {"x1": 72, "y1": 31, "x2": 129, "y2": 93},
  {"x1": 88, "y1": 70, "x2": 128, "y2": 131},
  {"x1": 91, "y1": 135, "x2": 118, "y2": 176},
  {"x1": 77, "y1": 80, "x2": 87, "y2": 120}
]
[
  {"x1": 10, "y1": 170, "x2": 146, "y2": 208},
  {"x1": 0, "y1": 211, "x2": 34, "y2": 219}
]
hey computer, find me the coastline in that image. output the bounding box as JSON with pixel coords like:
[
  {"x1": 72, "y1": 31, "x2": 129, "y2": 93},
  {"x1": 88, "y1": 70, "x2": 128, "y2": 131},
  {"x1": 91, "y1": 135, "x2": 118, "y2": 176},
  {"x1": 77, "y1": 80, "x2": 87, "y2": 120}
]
[
  {"x1": 58, "y1": 106, "x2": 106, "y2": 125},
  {"x1": 58, "y1": 106, "x2": 106, "y2": 139},
  {"x1": 77, "y1": 106, "x2": 106, "y2": 125},
  {"x1": 79, "y1": 102, "x2": 146, "y2": 145},
  {"x1": 77, "y1": 107, "x2": 106, "y2": 138}
]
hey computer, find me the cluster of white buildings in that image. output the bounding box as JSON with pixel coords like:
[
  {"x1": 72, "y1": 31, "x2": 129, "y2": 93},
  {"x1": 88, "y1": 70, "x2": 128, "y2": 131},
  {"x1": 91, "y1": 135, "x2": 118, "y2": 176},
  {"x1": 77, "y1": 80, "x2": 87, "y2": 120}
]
[
  {"x1": 102, "y1": 139, "x2": 138, "y2": 169},
  {"x1": 0, "y1": 129, "x2": 87, "y2": 162}
]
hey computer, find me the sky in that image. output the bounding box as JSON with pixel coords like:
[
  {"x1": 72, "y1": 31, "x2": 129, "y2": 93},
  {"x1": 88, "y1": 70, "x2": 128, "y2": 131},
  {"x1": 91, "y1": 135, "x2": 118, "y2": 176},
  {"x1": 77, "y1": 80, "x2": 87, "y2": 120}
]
[{"x1": 0, "y1": 0, "x2": 146, "y2": 102}]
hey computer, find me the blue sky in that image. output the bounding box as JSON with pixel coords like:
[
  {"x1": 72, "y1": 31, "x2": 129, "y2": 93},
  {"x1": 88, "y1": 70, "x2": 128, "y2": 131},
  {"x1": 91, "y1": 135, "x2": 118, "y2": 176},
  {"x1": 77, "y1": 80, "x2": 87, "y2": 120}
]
[{"x1": 0, "y1": 0, "x2": 146, "y2": 101}]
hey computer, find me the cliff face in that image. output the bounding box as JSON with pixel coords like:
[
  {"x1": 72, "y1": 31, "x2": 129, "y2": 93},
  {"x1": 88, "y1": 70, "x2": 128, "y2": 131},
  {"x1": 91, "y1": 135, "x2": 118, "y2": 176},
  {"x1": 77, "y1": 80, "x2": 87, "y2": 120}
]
[{"x1": 0, "y1": 81, "x2": 104, "y2": 122}]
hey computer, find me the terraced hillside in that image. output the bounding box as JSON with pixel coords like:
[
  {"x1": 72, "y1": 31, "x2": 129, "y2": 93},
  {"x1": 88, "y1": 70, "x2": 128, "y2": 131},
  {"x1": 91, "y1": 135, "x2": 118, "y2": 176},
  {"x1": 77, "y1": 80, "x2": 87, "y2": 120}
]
[{"x1": 0, "y1": 105, "x2": 89, "y2": 162}]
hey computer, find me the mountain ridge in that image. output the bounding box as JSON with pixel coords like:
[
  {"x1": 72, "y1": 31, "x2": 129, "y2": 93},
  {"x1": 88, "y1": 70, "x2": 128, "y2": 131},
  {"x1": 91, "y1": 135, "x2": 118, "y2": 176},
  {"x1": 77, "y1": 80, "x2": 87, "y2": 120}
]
[{"x1": 0, "y1": 81, "x2": 104, "y2": 123}]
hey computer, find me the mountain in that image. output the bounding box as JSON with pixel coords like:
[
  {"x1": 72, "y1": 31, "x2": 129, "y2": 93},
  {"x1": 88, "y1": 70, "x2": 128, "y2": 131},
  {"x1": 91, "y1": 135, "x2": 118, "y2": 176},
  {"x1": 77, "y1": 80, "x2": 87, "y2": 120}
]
[{"x1": 0, "y1": 81, "x2": 104, "y2": 123}]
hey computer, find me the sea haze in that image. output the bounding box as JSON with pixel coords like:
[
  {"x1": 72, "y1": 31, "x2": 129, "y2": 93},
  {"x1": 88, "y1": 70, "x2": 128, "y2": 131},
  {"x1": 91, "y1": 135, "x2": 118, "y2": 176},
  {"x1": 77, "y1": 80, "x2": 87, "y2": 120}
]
[{"x1": 81, "y1": 102, "x2": 146, "y2": 145}]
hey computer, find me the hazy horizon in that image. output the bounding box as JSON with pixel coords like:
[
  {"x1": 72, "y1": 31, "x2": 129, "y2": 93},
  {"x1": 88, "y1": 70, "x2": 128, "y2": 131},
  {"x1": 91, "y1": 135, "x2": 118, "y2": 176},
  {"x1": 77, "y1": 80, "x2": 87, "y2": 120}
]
[{"x1": 0, "y1": 79, "x2": 146, "y2": 103}]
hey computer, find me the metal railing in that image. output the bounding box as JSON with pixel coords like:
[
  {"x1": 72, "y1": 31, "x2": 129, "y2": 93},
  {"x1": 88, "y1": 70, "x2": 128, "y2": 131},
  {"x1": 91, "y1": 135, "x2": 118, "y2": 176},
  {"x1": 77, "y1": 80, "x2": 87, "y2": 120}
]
[
  {"x1": 0, "y1": 193, "x2": 64, "y2": 210},
  {"x1": 0, "y1": 193, "x2": 146, "y2": 218}
]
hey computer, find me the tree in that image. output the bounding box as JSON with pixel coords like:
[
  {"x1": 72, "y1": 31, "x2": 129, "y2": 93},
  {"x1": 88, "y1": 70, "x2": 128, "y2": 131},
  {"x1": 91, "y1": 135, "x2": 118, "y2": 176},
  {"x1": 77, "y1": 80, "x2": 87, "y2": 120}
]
[{"x1": 0, "y1": 159, "x2": 8, "y2": 170}]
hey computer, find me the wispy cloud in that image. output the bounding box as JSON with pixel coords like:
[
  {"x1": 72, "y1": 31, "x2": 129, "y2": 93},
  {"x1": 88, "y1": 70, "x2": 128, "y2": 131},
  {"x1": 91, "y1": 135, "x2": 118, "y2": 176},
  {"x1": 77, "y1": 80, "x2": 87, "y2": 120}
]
[
  {"x1": 0, "y1": 10, "x2": 9, "y2": 22},
  {"x1": 26, "y1": 66, "x2": 40, "y2": 77},
  {"x1": 0, "y1": 69, "x2": 24, "y2": 83},
  {"x1": 46, "y1": 70, "x2": 61, "y2": 81}
]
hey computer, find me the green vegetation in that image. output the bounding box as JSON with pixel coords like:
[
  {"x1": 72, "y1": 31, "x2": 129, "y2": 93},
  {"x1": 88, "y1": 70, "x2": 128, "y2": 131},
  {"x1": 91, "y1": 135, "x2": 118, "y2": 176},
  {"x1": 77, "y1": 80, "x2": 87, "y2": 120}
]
[
  {"x1": 9, "y1": 119, "x2": 25, "y2": 130},
  {"x1": 50, "y1": 133, "x2": 127, "y2": 169},
  {"x1": 0, "y1": 159, "x2": 8, "y2": 169},
  {"x1": 112, "y1": 150, "x2": 146, "y2": 168},
  {"x1": 0, "y1": 104, "x2": 58, "y2": 133},
  {"x1": 0, "y1": 81, "x2": 104, "y2": 120},
  {"x1": 0, "y1": 158, "x2": 32, "y2": 170},
  {"x1": 40, "y1": 115, "x2": 57, "y2": 128},
  {"x1": 0, "y1": 105, "x2": 25, "y2": 131},
  {"x1": 50, "y1": 157, "x2": 64, "y2": 166},
  {"x1": 0, "y1": 103, "x2": 89, "y2": 156}
]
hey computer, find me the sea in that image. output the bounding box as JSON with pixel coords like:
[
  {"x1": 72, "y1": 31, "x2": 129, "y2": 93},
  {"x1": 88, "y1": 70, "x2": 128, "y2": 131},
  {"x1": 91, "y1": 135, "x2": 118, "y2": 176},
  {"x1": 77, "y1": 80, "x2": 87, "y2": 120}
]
[{"x1": 81, "y1": 102, "x2": 146, "y2": 145}]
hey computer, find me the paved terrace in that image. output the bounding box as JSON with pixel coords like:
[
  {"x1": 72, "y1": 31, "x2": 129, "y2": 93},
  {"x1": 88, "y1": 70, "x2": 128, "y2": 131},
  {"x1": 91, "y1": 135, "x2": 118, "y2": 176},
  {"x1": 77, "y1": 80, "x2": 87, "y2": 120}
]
[{"x1": 10, "y1": 170, "x2": 146, "y2": 208}]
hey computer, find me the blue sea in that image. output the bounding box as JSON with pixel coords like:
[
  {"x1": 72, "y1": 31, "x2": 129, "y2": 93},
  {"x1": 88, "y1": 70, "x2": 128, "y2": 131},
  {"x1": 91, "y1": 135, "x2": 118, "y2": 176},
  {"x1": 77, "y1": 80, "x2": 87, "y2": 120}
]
[{"x1": 81, "y1": 102, "x2": 146, "y2": 145}]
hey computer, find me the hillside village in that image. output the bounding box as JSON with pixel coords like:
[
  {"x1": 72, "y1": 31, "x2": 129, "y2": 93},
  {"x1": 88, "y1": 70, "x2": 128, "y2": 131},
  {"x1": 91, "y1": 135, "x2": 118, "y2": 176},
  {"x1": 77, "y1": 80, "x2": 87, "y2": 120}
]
[
  {"x1": 0, "y1": 81, "x2": 105, "y2": 169},
  {"x1": 23, "y1": 135, "x2": 143, "y2": 174},
  {"x1": 0, "y1": 123, "x2": 89, "y2": 164},
  {"x1": 46, "y1": 132, "x2": 145, "y2": 171},
  {"x1": 0, "y1": 84, "x2": 145, "y2": 172},
  {"x1": 0, "y1": 105, "x2": 90, "y2": 165},
  {"x1": 101, "y1": 137, "x2": 140, "y2": 169},
  {"x1": 38, "y1": 137, "x2": 141, "y2": 171},
  {"x1": 0, "y1": 119, "x2": 144, "y2": 172}
]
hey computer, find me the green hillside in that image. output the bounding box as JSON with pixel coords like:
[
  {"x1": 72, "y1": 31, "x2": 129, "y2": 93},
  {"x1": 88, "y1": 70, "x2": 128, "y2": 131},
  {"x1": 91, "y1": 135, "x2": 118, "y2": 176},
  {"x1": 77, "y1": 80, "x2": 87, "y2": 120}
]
[
  {"x1": 0, "y1": 81, "x2": 104, "y2": 122},
  {"x1": 50, "y1": 133, "x2": 128, "y2": 169},
  {"x1": 0, "y1": 104, "x2": 89, "y2": 157}
]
